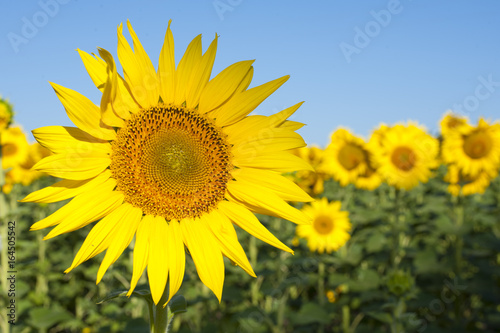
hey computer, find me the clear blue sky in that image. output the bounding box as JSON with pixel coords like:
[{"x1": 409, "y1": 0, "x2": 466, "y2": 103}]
[{"x1": 1, "y1": 0, "x2": 500, "y2": 147}]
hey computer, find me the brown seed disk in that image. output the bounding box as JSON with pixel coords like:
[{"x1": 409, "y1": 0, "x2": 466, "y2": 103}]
[{"x1": 110, "y1": 105, "x2": 232, "y2": 220}]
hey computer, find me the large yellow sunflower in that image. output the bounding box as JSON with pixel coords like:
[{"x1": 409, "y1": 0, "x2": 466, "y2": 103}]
[
  {"x1": 295, "y1": 198, "x2": 351, "y2": 254},
  {"x1": 370, "y1": 123, "x2": 439, "y2": 190},
  {"x1": 22, "y1": 21, "x2": 312, "y2": 305},
  {"x1": 442, "y1": 118, "x2": 500, "y2": 178},
  {"x1": 1, "y1": 126, "x2": 30, "y2": 170},
  {"x1": 323, "y1": 128, "x2": 368, "y2": 186}
]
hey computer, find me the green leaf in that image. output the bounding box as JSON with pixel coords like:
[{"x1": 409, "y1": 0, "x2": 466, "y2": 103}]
[
  {"x1": 168, "y1": 294, "x2": 187, "y2": 315},
  {"x1": 291, "y1": 302, "x2": 330, "y2": 325},
  {"x1": 95, "y1": 288, "x2": 152, "y2": 305},
  {"x1": 28, "y1": 307, "x2": 73, "y2": 329}
]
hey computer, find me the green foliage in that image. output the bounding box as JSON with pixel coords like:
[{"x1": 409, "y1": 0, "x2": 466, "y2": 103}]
[{"x1": 3, "y1": 170, "x2": 500, "y2": 332}]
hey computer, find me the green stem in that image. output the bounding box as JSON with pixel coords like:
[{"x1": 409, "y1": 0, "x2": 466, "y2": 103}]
[
  {"x1": 152, "y1": 285, "x2": 172, "y2": 333},
  {"x1": 342, "y1": 305, "x2": 351, "y2": 333},
  {"x1": 318, "y1": 261, "x2": 325, "y2": 305},
  {"x1": 453, "y1": 195, "x2": 464, "y2": 277}
]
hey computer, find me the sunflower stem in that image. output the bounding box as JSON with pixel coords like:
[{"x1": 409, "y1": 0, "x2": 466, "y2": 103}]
[
  {"x1": 152, "y1": 285, "x2": 172, "y2": 333},
  {"x1": 453, "y1": 195, "x2": 464, "y2": 278}
]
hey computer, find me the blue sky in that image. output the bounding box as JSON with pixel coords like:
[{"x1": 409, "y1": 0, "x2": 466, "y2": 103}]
[{"x1": 1, "y1": 0, "x2": 500, "y2": 147}]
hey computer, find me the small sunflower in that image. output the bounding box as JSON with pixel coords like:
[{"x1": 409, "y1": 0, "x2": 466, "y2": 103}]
[
  {"x1": 442, "y1": 118, "x2": 500, "y2": 178},
  {"x1": 0, "y1": 97, "x2": 14, "y2": 132},
  {"x1": 22, "y1": 21, "x2": 312, "y2": 305},
  {"x1": 370, "y1": 123, "x2": 439, "y2": 190},
  {"x1": 323, "y1": 128, "x2": 368, "y2": 186},
  {"x1": 292, "y1": 146, "x2": 329, "y2": 195},
  {"x1": 444, "y1": 163, "x2": 495, "y2": 196},
  {"x1": 439, "y1": 111, "x2": 469, "y2": 138},
  {"x1": 296, "y1": 198, "x2": 351, "y2": 254},
  {"x1": 1, "y1": 126, "x2": 30, "y2": 170}
]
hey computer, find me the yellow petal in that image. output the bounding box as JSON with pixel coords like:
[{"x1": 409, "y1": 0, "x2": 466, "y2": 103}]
[
  {"x1": 181, "y1": 216, "x2": 224, "y2": 302},
  {"x1": 232, "y1": 129, "x2": 306, "y2": 155},
  {"x1": 227, "y1": 180, "x2": 310, "y2": 225},
  {"x1": 33, "y1": 152, "x2": 110, "y2": 180},
  {"x1": 147, "y1": 215, "x2": 170, "y2": 305},
  {"x1": 50, "y1": 82, "x2": 116, "y2": 141},
  {"x1": 20, "y1": 169, "x2": 112, "y2": 203},
  {"x1": 212, "y1": 75, "x2": 289, "y2": 127},
  {"x1": 65, "y1": 202, "x2": 128, "y2": 273},
  {"x1": 97, "y1": 204, "x2": 142, "y2": 283},
  {"x1": 206, "y1": 210, "x2": 255, "y2": 277},
  {"x1": 32, "y1": 126, "x2": 111, "y2": 155},
  {"x1": 185, "y1": 34, "x2": 218, "y2": 109},
  {"x1": 199, "y1": 60, "x2": 254, "y2": 113},
  {"x1": 280, "y1": 120, "x2": 305, "y2": 131},
  {"x1": 165, "y1": 219, "x2": 185, "y2": 305},
  {"x1": 233, "y1": 151, "x2": 313, "y2": 173},
  {"x1": 77, "y1": 49, "x2": 107, "y2": 90},
  {"x1": 174, "y1": 35, "x2": 202, "y2": 105},
  {"x1": 158, "y1": 20, "x2": 176, "y2": 105},
  {"x1": 43, "y1": 187, "x2": 123, "y2": 240},
  {"x1": 232, "y1": 168, "x2": 313, "y2": 202},
  {"x1": 217, "y1": 200, "x2": 293, "y2": 253},
  {"x1": 117, "y1": 21, "x2": 160, "y2": 108},
  {"x1": 128, "y1": 216, "x2": 150, "y2": 296}
]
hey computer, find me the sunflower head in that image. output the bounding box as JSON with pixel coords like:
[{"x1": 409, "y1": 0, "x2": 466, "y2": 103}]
[
  {"x1": 291, "y1": 146, "x2": 329, "y2": 195},
  {"x1": 1, "y1": 126, "x2": 30, "y2": 170},
  {"x1": 323, "y1": 128, "x2": 369, "y2": 186},
  {"x1": 296, "y1": 198, "x2": 351, "y2": 254},
  {"x1": 444, "y1": 163, "x2": 495, "y2": 196},
  {"x1": 23, "y1": 20, "x2": 312, "y2": 305},
  {"x1": 0, "y1": 97, "x2": 14, "y2": 133},
  {"x1": 439, "y1": 111, "x2": 469, "y2": 137},
  {"x1": 370, "y1": 122, "x2": 439, "y2": 190},
  {"x1": 442, "y1": 118, "x2": 500, "y2": 178}
]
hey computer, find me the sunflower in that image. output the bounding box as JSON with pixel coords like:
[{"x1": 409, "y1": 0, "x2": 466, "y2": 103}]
[
  {"x1": 296, "y1": 198, "x2": 351, "y2": 254},
  {"x1": 370, "y1": 123, "x2": 439, "y2": 190},
  {"x1": 442, "y1": 118, "x2": 500, "y2": 178},
  {"x1": 291, "y1": 146, "x2": 329, "y2": 195},
  {"x1": 0, "y1": 97, "x2": 14, "y2": 132},
  {"x1": 22, "y1": 20, "x2": 312, "y2": 305},
  {"x1": 439, "y1": 111, "x2": 469, "y2": 138},
  {"x1": 1, "y1": 126, "x2": 30, "y2": 170},
  {"x1": 444, "y1": 163, "x2": 495, "y2": 196},
  {"x1": 323, "y1": 128, "x2": 368, "y2": 186},
  {"x1": 3, "y1": 143, "x2": 51, "y2": 193}
]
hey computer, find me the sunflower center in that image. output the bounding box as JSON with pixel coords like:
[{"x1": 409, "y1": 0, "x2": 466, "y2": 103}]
[
  {"x1": 2, "y1": 143, "x2": 17, "y2": 157},
  {"x1": 391, "y1": 146, "x2": 416, "y2": 171},
  {"x1": 111, "y1": 105, "x2": 232, "y2": 220},
  {"x1": 463, "y1": 131, "x2": 492, "y2": 159},
  {"x1": 313, "y1": 215, "x2": 334, "y2": 235},
  {"x1": 338, "y1": 144, "x2": 365, "y2": 170}
]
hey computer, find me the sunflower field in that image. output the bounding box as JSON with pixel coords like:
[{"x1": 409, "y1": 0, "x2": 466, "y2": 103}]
[{"x1": 1, "y1": 22, "x2": 500, "y2": 333}]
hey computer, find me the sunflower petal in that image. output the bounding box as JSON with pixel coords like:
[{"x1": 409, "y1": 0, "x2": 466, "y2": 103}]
[
  {"x1": 212, "y1": 75, "x2": 289, "y2": 127},
  {"x1": 33, "y1": 126, "x2": 110, "y2": 155},
  {"x1": 227, "y1": 180, "x2": 310, "y2": 225},
  {"x1": 33, "y1": 152, "x2": 110, "y2": 180},
  {"x1": 206, "y1": 210, "x2": 256, "y2": 277},
  {"x1": 181, "y1": 216, "x2": 224, "y2": 302},
  {"x1": 165, "y1": 219, "x2": 185, "y2": 305},
  {"x1": 233, "y1": 151, "x2": 313, "y2": 173},
  {"x1": 97, "y1": 204, "x2": 142, "y2": 283},
  {"x1": 65, "y1": 202, "x2": 128, "y2": 273},
  {"x1": 127, "y1": 217, "x2": 150, "y2": 296},
  {"x1": 158, "y1": 20, "x2": 176, "y2": 105},
  {"x1": 199, "y1": 60, "x2": 254, "y2": 113},
  {"x1": 147, "y1": 216, "x2": 171, "y2": 305},
  {"x1": 77, "y1": 49, "x2": 107, "y2": 90},
  {"x1": 50, "y1": 82, "x2": 116, "y2": 141},
  {"x1": 174, "y1": 35, "x2": 202, "y2": 105},
  {"x1": 117, "y1": 21, "x2": 160, "y2": 108},
  {"x1": 20, "y1": 170, "x2": 112, "y2": 203},
  {"x1": 218, "y1": 200, "x2": 293, "y2": 254},
  {"x1": 185, "y1": 34, "x2": 218, "y2": 109}
]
